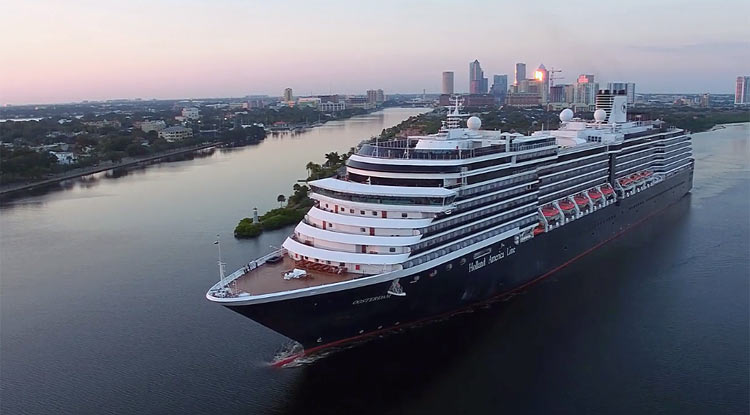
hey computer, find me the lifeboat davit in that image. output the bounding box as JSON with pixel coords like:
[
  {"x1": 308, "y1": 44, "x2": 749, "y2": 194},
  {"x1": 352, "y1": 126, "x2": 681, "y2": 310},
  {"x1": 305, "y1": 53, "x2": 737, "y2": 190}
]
[
  {"x1": 588, "y1": 189, "x2": 603, "y2": 200},
  {"x1": 601, "y1": 186, "x2": 614, "y2": 196},
  {"x1": 541, "y1": 205, "x2": 560, "y2": 218},
  {"x1": 574, "y1": 194, "x2": 589, "y2": 206},
  {"x1": 559, "y1": 199, "x2": 575, "y2": 211}
]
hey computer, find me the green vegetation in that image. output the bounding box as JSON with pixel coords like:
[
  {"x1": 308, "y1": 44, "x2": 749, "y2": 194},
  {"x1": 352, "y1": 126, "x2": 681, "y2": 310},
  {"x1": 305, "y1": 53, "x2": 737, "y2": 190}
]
[
  {"x1": 0, "y1": 147, "x2": 60, "y2": 182},
  {"x1": 234, "y1": 153, "x2": 341, "y2": 239},
  {"x1": 629, "y1": 108, "x2": 750, "y2": 133}
]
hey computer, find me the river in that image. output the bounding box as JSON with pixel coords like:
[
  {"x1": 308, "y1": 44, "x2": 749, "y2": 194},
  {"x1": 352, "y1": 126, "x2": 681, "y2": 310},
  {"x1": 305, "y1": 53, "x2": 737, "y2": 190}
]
[{"x1": 1, "y1": 116, "x2": 748, "y2": 414}]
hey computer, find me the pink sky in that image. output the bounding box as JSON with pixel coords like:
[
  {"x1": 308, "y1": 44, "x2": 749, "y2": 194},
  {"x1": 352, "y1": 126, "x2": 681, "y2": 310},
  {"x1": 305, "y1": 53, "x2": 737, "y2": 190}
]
[{"x1": 1, "y1": 0, "x2": 749, "y2": 105}]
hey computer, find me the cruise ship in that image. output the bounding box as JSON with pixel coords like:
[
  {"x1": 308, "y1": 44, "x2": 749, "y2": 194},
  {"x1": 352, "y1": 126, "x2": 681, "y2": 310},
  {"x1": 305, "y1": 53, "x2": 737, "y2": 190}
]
[{"x1": 206, "y1": 90, "x2": 694, "y2": 360}]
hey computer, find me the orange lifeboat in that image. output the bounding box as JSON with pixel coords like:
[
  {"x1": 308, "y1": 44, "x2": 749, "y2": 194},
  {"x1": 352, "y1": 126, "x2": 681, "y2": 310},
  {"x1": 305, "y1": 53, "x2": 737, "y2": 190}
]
[
  {"x1": 574, "y1": 194, "x2": 589, "y2": 206},
  {"x1": 533, "y1": 224, "x2": 544, "y2": 235},
  {"x1": 541, "y1": 205, "x2": 560, "y2": 218},
  {"x1": 601, "y1": 186, "x2": 614, "y2": 196},
  {"x1": 588, "y1": 189, "x2": 603, "y2": 200},
  {"x1": 559, "y1": 199, "x2": 575, "y2": 211}
]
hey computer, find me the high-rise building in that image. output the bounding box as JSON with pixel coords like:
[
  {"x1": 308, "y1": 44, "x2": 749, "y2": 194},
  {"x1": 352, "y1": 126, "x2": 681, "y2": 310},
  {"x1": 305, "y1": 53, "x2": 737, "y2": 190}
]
[
  {"x1": 735, "y1": 76, "x2": 750, "y2": 105},
  {"x1": 442, "y1": 72, "x2": 454, "y2": 95},
  {"x1": 700, "y1": 93, "x2": 710, "y2": 108},
  {"x1": 490, "y1": 75, "x2": 508, "y2": 104},
  {"x1": 470, "y1": 60, "x2": 488, "y2": 94},
  {"x1": 534, "y1": 64, "x2": 550, "y2": 104},
  {"x1": 366, "y1": 89, "x2": 385, "y2": 105},
  {"x1": 575, "y1": 74, "x2": 598, "y2": 108},
  {"x1": 607, "y1": 82, "x2": 636, "y2": 104},
  {"x1": 514, "y1": 63, "x2": 526, "y2": 85},
  {"x1": 283, "y1": 88, "x2": 293, "y2": 102}
]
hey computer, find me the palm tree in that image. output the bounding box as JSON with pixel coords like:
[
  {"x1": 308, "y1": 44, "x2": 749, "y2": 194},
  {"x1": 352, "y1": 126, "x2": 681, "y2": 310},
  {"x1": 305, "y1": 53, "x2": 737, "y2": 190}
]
[
  {"x1": 277, "y1": 194, "x2": 286, "y2": 207},
  {"x1": 305, "y1": 161, "x2": 316, "y2": 177}
]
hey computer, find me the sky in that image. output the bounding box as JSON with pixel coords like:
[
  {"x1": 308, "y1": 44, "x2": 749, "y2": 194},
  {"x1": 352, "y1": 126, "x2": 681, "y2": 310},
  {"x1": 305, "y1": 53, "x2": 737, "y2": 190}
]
[{"x1": 1, "y1": 0, "x2": 749, "y2": 105}]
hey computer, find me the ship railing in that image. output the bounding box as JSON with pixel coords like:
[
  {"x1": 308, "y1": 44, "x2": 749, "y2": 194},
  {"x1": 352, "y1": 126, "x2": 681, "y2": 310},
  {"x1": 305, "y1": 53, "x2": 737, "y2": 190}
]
[
  {"x1": 209, "y1": 248, "x2": 287, "y2": 297},
  {"x1": 356, "y1": 141, "x2": 556, "y2": 161}
]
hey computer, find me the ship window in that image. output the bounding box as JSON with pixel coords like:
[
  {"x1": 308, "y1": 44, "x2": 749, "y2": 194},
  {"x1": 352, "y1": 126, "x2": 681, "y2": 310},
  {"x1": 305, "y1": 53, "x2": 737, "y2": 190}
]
[
  {"x1": 389, "y1": 248, "x2": 396, "y2": 253},
  {"x1": 360, "y1": 210, "x2": 365, "y2": 215},
  {"x1": 355, "y1": 265, "x2": 360, "y2": 270},
  {"x1": 360, "y1": 227, "x2": 366, "y2": 232},
  {"x1": 372, "y1": 211, "x2": 377, "y2": 216},
  {"x1": 325, "y1": 203, "x2": 329, "y2": 208},
  {"x1": 401, "y1": 213, "x2": 408, "y2": 218},
  {"x1": 350, "y1": 209, "x2": 354, "y2": 213}
]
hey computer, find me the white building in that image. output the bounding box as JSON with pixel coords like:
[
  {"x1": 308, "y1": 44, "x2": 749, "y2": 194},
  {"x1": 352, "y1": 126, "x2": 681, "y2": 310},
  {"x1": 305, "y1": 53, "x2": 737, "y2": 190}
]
[
  {"x1": 50, "y1": 151, "x2": 77, "y2": 165},
  {"x1": 140, "y1": 120, "x2": 166, "y2": 133},
  {"x1": 319, "y1": 101, "x2": 347, "y2": 112},
  {"x1": 736, "y1": 76, "x2": 750, "y2": 105},
  {"x1": 297, "y1": 97, "x2": 321, "y2": 108},
  {"x1": 158, "y1": 126, "x2": 193, "y2": 142},
  {"x1": 181, "y1": 107, "x2": 200, "y2": 120}
]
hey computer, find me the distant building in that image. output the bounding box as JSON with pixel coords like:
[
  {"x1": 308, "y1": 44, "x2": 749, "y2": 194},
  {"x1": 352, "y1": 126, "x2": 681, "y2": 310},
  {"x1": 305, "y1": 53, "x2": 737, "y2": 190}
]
[
  {"x1": 366, "y1": 89, "x2": 385, "y2": 105},
  {"x1": 534, "y1": 64, "x2": 550, "y2": 104},
  {"x1": 735, "y1": 76, "x2": 750, "y2": 105},
  {"x1": 442, "y1": 71, "x2": 454, "y2": 95},
  {"x1": 346, "y1": 96, "x2": 373, "y2": 110},
  {"x1": 139, "y1": 120, "x2": 166, "y2": 133},
  {"x1": 319, "y1": 101, "x2": 346, "y2": 112},
  {"x1": 463, "y1": 94, "x2": 496, "y2": 108},
  {"x1": 549, "y1": 85, "x2": 566, "y2": 103},
  {"x1": 283, "y1": 88, "x2": 293, "y2": 102},
  {"x1": 607, "y1": 82, "x2": 636, "y2": 104},
  {"x1": 490, "y1": 75, "x2": 508, "y2": 104},
  {"x1": 506, "y1": 92, "x2": 542, "y2": 107},
  {"x1": 181, "y1": 107, "x2": 200, "y2": 120},
  {"x1": 700, "y1": 93, "x2": 711, "y2": 108},
  {"x1": 297, "y1": 97, "x2": 321, "y2": 108},
  {"x1": 575, "y1": 74, "x2": 598, "y2": 109},
  {"x1": 514, "y1": 63, "x2": 526, "y2": 85},
  {"x1": 469, "y1": 60, "x2": 488, "y2": 94},
  {"x1": 83, "y1": 119, "x2": 121, "y2": 129},
  {"x1": 158, "y1": 126, "x2": 193, "y2": 142},
  {"x1": 50, "y1": 151, "x2": 77, "y2": 165}
]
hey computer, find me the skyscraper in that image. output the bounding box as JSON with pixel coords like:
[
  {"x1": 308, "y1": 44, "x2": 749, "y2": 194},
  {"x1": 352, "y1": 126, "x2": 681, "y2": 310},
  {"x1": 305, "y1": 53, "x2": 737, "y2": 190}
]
[
  {"x1": 490, "y1": 75, "x2": 508, "y2": 104},
  {"x1": 607, "y1": 82, "x2": 636, "y2": 104},
  {"x1": 283, "y1": 88, "x2": 293, "y2": 102},
  {"x1": 470, "y1": 60, "x2": 488, "y2": 94},
  {"x1": 575, "y1": 74, "x2": 597, "y2": 108},
  {"x1": 514, "y1": 63, "x2": 526, "y2": 85},
  {"x1": 735, "y1": 76, "x2": 750, "y2": 105},
  {"x1": 534, "y1": 64, "x2": 550, "y2": 104},
  {"x1": 442, "y1": 72, "x2": 454, "y2": 95}
]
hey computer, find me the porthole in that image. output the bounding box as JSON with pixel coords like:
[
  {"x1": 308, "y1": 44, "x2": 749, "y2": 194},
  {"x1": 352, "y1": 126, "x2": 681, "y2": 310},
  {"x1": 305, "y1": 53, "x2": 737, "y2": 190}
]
[
  {"x1": 445, "y1": 263, "x2": 453, "y2": 271},
  {"x1": 460, "y1": 258, "x2": 467, "y2": 265}
]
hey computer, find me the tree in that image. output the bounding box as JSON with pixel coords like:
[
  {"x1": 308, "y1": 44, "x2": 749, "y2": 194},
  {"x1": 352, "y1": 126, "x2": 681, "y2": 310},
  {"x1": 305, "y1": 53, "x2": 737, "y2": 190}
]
[{"x1": 277, "y1": 194, "x2": 286, "y2": 207}]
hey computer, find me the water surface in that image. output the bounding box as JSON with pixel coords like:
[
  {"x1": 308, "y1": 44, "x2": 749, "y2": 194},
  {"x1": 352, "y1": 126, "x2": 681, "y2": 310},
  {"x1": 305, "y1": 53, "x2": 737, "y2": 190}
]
[{"x1": 1, "y1": 118, "x2": 748, "y2": 414}]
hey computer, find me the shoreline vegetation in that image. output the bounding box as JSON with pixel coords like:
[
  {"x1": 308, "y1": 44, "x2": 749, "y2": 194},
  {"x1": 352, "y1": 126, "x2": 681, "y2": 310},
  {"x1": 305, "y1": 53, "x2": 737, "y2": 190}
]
[
  {"x1": 233, "y1": 106, "x2": 749, "y2": 239},
  {"x1": 0, "y1": 105, "x2": 382, "y2": 193}
]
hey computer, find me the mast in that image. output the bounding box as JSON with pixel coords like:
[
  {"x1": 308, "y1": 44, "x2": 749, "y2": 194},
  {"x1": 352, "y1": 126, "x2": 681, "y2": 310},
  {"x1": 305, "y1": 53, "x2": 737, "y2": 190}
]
[{"x1": 215, "y1": 234, "x2": 226, "y2": 283}]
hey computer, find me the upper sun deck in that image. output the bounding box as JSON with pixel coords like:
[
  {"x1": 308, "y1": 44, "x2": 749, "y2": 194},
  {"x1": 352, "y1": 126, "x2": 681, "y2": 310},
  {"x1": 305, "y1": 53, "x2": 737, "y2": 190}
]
[{"x1": 355, "y1": 133, "x2": 555, "y2": 161}]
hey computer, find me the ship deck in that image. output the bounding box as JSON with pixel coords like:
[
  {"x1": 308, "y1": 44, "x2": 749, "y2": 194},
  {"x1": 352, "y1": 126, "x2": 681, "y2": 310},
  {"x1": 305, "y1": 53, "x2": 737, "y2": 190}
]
[{"x1": 232, "y1": 255, "x2": 358, "y2": 296}]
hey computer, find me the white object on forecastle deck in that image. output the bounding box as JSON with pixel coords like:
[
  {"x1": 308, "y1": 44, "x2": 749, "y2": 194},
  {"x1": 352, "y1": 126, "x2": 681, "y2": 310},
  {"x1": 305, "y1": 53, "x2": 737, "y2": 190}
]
[{"x1": 283, "y1": 268, "x2": 308, "y2": 280}]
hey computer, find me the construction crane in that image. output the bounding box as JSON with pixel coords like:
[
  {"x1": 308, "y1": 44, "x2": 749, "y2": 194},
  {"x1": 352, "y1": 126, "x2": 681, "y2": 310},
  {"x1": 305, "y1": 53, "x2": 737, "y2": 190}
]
[{"x1": 549, "y1": 67, "x2": 563, "y2": 86}]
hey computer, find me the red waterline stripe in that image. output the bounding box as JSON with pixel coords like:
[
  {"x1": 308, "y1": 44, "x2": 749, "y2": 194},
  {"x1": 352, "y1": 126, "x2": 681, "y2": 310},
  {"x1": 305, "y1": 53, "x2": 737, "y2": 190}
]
[{"x1": 272, "y1": 199, "x2": 680, "y2": 368}]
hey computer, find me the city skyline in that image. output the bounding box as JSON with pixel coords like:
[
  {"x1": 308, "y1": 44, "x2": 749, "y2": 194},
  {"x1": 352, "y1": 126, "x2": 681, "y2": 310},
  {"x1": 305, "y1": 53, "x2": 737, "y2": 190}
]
[{"x1": 2, "y1": 0, "x2": 749, "y2": 105}]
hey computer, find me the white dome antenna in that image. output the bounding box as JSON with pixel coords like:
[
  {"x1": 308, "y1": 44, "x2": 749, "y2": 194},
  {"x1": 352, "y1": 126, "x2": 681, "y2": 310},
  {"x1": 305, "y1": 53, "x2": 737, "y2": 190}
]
[
  {"x1": 559, "y1": 108, "x2": 574, "y2": 122},
  {"x1": 594, "y1": 109, "x2": 607, "y2": 123},
  {"x1": 467, "y1": 116, "x2": 481, "y2": 130}
]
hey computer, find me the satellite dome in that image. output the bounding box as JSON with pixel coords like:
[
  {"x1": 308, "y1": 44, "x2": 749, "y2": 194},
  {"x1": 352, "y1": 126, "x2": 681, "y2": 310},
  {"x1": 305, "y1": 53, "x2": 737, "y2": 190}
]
[
  {"x1": 559, "y1": 108, "x2": 574, "y2": 122},
  {"x1": 467, "y1": 116, "x2": 481, "y2": 130},
  {"x1": 594, "y1": 109, "x2": 607, "y2": 123}
]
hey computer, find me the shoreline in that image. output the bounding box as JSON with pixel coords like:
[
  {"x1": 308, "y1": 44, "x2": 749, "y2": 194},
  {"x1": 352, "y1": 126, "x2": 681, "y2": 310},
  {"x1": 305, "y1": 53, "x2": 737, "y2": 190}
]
[{"x1": 0, "y1": 142, "x2": 219, "y2": 197}]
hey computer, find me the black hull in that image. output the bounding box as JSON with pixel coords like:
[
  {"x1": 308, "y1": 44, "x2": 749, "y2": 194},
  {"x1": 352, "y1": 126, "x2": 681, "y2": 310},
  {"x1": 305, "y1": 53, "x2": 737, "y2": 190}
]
[{"x1": 227, "y1": 168, "x2": 694, "y2": 350}]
